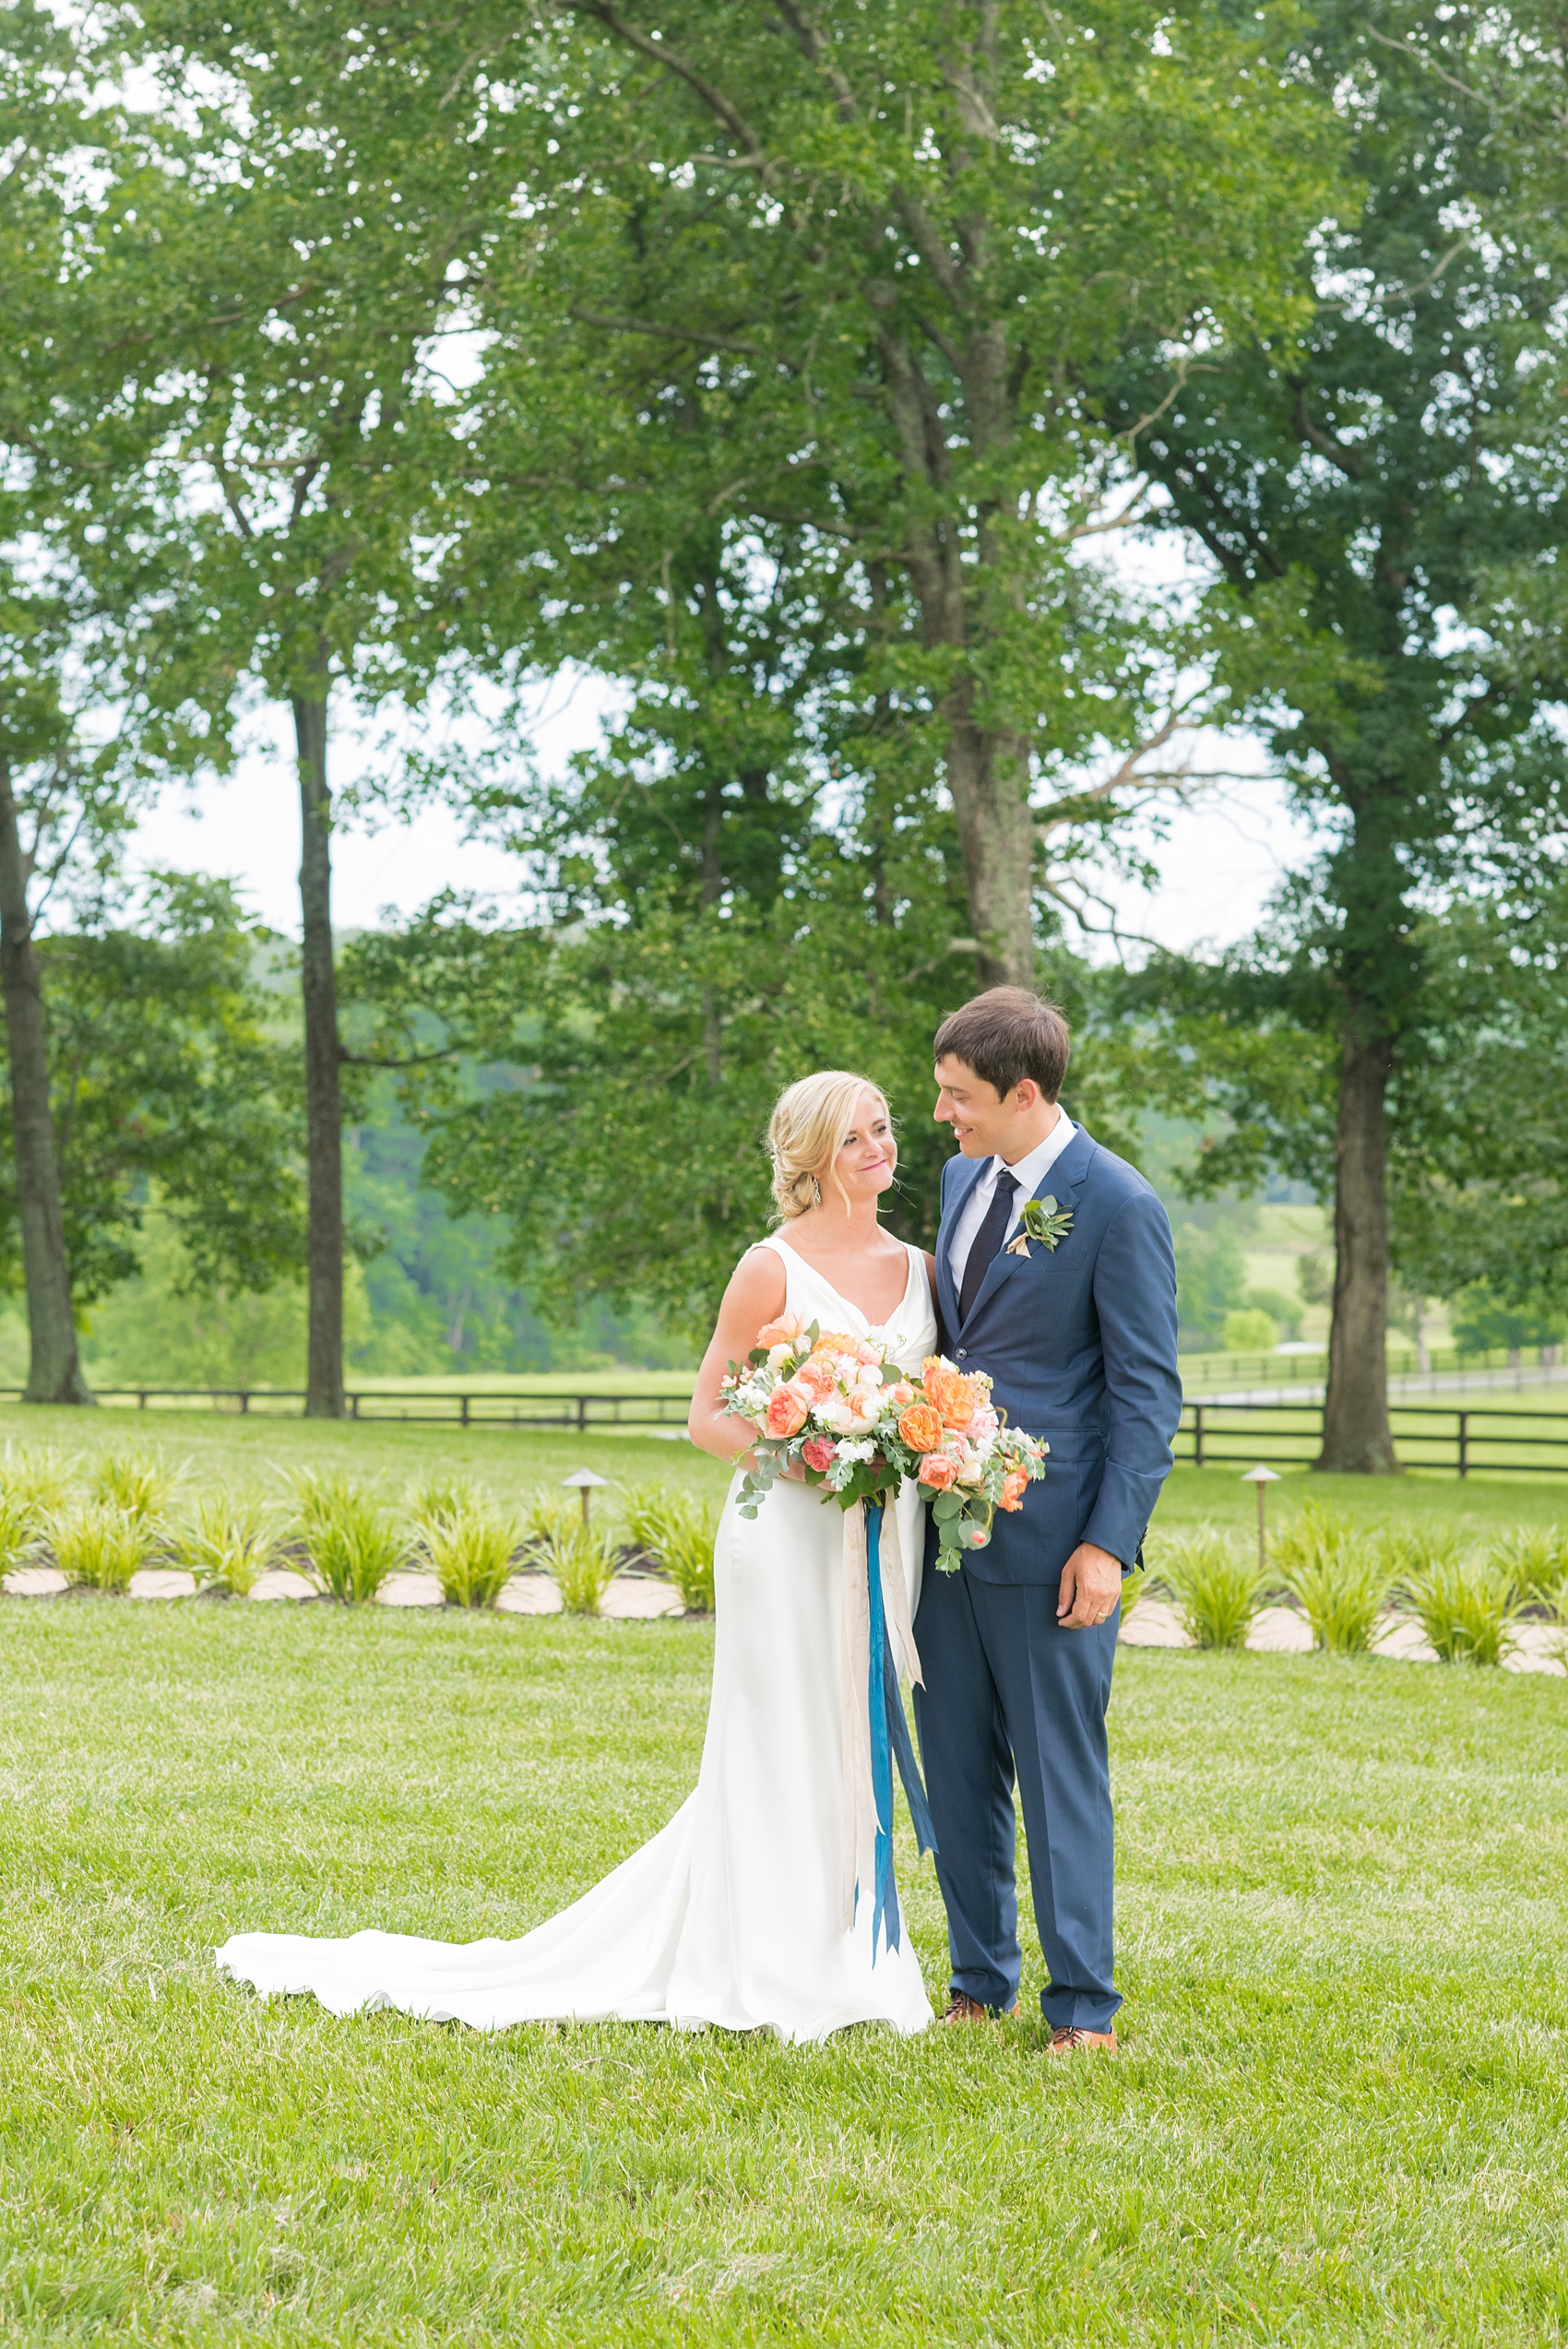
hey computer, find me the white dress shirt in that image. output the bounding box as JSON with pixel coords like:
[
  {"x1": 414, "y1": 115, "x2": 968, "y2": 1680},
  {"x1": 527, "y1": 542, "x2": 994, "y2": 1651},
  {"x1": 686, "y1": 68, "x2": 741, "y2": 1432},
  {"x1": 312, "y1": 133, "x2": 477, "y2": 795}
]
[{"x1": 946, "y1": 1111, "x2": 1078, "y2": 1295}]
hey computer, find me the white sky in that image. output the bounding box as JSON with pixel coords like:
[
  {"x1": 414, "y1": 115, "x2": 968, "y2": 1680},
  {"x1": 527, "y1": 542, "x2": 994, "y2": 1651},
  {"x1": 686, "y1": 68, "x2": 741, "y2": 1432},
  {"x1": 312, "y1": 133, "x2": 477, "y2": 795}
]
[{"x1": 129, "y1": 694, "x2": 1315, "y2": 958}]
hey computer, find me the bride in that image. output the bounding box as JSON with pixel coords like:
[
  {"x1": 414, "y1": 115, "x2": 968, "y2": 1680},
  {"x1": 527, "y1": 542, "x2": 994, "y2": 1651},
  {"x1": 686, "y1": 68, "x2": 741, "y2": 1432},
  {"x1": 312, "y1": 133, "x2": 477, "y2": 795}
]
[{"x1": 217, "y1": 1071, "x2": 939, "y2": 2042}]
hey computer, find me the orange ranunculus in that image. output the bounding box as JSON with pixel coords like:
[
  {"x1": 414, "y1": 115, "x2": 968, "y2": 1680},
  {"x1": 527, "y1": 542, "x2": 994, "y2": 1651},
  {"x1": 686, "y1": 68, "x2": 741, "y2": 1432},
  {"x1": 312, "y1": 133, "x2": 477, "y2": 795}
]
[
  {"x1": 897, "y1": 1400, "x2": 946, "y2": 1453},
  {"x1": 765, "y1": 1380, "x2": 812, "y2": 1438},
  {"x1": 755, "y1": 1312, "x2": 803, "y2": 1349},
  {"x1": 923, "y1": 1363, "x2": 978, "y2": 1430},
  {"x1": 918, "y1": 1453, "x2": 958, "y2": 1490},
  {"x1": 1000, "y1": 1468, "x2": 1029, "y2": 1512}
]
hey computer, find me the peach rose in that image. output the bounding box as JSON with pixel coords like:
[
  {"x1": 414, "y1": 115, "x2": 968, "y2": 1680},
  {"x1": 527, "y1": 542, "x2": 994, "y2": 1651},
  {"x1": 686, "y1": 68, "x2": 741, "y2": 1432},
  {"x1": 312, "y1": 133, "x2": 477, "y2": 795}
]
[
  {"x1": 765, "y1": 1379, "x2": 812, "y2": 1438},
  {"x1": 897, "y1": 1400, "x2": 945, "y2": 1453},
  {"x1": 1000, "y1": 1468, "x2": 1029, "y2": 1512},
  {"x1": 923, "y1": 1366, "x2": 978, "y2": 1430},
  {"x1": 755, "y1": 1312, "x2": 803, "y2": 1350},
  {"x1": 801, "y1": 1435, "x2": 836, "y2": 1472},
  {"x1": 795, "y1": 1356, "x2": 837, "y2": 1401},
  {"x1": 884, "y1": 1382, "x2": 914, "y2": 1413},
  {"x1": 918, "y1": 1453, "x2": 958, "y2": 1490}
]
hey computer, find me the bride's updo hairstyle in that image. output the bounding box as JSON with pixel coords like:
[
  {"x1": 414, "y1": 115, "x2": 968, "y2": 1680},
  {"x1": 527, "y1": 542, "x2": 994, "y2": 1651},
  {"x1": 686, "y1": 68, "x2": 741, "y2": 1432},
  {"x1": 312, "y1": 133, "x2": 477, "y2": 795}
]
[{"x1": 768, "y1": 1070, "x2": 888, "y2": 1221}]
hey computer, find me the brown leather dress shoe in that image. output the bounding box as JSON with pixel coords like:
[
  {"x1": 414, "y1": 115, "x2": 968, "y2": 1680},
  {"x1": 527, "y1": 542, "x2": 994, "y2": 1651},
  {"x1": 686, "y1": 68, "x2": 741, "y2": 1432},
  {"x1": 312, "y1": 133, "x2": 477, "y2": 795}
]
[
  {"x1": 940, "y1": 1991, "x2": 1022, "y2": 2023},
  {"x1": 1046, "y1": 2024, "x2": 1118, "y2": 2054}
]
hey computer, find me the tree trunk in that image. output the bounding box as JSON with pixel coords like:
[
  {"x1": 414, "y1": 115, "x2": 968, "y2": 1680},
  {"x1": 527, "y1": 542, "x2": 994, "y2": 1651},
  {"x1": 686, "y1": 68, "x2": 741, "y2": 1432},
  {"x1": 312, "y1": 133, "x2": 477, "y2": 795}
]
[
  {"x1": 293, "y1": 678, "x2": 345, "y2": 1418},
  {"x1": 944, "y1": 691, "x2": 1038, "y2": 986},
  {"x1": 0, "y1": 762, "x2": 92, "y2": 1405},
  {"x1": 876, "y1": 327, "x2": 1037, "y2": 989},
  {"x1": 1318, "y1": 1024, "x2": 1397, "y2": 1473}
]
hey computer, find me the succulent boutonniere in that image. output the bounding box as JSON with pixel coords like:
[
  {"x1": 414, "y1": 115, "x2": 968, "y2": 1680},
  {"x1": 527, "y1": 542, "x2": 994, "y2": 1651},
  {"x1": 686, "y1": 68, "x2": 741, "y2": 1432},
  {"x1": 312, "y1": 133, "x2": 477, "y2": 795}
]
[{"x1": 1005, "y1": 1194, "x2": 1075, "y2": 1258}]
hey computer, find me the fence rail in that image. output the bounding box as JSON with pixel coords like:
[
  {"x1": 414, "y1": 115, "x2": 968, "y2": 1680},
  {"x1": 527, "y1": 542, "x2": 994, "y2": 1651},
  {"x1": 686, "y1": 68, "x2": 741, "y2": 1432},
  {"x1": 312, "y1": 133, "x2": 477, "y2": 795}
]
[
  {"x1": 0, "y1": 1385, "x2": 693, "y2": 1430},
  {"x1": 1182, "y1": 1399, "x2": 1568, "y2": 1478},
  {"x1": 6, "y1": 1384, "x2": 1568, "y2": 1475}
]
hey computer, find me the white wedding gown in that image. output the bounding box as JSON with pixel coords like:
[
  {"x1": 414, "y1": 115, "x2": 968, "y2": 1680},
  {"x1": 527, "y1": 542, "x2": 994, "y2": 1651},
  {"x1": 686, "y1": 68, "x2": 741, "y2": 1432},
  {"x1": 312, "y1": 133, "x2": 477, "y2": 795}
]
[{"x1": 217, "y1": 1236, "x2": 937, "y2": 2044}]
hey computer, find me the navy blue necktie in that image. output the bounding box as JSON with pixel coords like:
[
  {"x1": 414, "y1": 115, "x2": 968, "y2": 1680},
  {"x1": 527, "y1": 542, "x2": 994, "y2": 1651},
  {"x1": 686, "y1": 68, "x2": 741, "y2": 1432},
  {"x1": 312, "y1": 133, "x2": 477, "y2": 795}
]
[{"x1": 957, "y1": 1170, "x2": 1020, "y2": 1325}]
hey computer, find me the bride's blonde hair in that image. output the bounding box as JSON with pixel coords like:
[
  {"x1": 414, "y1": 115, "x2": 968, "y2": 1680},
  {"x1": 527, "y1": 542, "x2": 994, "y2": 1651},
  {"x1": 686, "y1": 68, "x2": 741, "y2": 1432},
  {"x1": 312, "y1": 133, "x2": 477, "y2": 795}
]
[{"x1": 768, "y1": 1070, "x2": 889, "y2": 1221}]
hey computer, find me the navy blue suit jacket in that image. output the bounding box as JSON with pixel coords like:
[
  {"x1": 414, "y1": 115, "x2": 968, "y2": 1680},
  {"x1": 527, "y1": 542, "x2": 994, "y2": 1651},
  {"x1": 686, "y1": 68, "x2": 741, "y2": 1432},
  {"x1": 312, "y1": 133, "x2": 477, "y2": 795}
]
[{"x1": 932, "y1": 1125, "x2": 1182, "y2": 1585}]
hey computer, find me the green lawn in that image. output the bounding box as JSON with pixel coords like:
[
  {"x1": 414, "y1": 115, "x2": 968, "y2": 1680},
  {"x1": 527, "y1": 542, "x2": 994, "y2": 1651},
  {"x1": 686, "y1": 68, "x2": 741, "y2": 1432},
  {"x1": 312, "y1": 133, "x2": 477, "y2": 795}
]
[
  {"x1": 4, "y1": 1546, "x2": 1568, "y2": 2343},
  {"x1": 0, "y1": 1402, "x2": 730, "y2": 1523}
]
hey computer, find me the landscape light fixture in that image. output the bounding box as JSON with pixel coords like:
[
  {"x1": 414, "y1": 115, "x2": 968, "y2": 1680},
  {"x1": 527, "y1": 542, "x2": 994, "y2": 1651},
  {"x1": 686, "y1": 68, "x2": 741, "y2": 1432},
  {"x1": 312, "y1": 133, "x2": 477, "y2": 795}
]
[
  {"x1": 561, "y1": 1465, "x2": 610, "y2": 1528},
  {"x1": 1240, "y1": 1463, "x2": 1282, "y2": 1578}
]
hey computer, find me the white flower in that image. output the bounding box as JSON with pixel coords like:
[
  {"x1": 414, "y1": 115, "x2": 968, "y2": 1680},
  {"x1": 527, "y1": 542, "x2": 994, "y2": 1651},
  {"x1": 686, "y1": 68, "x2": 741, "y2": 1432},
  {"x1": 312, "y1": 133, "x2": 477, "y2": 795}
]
[
  {"x1": 817, "y1": 1394, "x2": 859, "y2": 1433},
  {"x1": 836, "y1": 1439, "x2": 876, "y2": 1463},
  {"x1": 766, "y1": 1342, "x2": 793, "y2": 1370}
]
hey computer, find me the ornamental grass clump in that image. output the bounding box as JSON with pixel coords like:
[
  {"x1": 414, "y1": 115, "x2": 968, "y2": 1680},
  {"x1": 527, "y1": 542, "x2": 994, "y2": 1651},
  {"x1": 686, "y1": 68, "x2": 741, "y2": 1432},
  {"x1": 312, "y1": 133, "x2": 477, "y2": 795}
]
[
  {"x1": 87, "y1": 1448, "x2": 184, "y2": 1530},
  {"x1": 408, "y1": 1473, "x2": 480, "y2": 1534},
  {"x1": 1274, "y1": 1502, "x2": 1391, "y2": 1655},
  {"x1": 175, "y1": 1494, "x2": 280, "y2": 1597},
  {"x1": 541, "y1": 1521, "x2": 618, "y2": 1617},
  {"x1": 289, "y1": 1471, "x2": 407, "y2": 1604},
  {"x1": 623, "y1": 1484, "x2": 717, "y2": 1614},
  {"x1": 48, "y1": 1502, "x2": 149, "y2": 1594},
  {"x1": 0, "y1": 1443, "x2": 76, "y2": 1521},
  {"x1": 519, "y1": 1488, "x2": 576, "y2": 1555},
  {"x1": 0, "y1": 1487, "x2": 41, "y2": 1578},
  {"x1": 418, "y1": 1500, "x2": 520, "y2": 1610},
  {"x1": 1396, "y1": 1531, "x2": 1521, "y2": 1667},
  {"x1": 1485, "y1": 1523, "x2": 1568, "y2": 1608},
  {"x1": 1152, "y1": 1524, "x2": 1262, "y2": 1652}
]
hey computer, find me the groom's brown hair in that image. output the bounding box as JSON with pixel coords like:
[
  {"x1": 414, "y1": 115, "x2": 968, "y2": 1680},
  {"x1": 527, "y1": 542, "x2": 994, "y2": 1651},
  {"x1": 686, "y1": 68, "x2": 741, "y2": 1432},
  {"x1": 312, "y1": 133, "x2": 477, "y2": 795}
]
[{"x1": 933, "y1": 986, "x2": 1071, "y2": 1101}]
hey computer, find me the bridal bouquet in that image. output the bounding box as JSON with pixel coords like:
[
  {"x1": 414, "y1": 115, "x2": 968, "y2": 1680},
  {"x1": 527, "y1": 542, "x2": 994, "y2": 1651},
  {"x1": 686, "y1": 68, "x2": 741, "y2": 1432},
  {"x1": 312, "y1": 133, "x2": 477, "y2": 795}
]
[{"x1": 720, "y1": 1315, "x2": 1048, "y2": 1571}]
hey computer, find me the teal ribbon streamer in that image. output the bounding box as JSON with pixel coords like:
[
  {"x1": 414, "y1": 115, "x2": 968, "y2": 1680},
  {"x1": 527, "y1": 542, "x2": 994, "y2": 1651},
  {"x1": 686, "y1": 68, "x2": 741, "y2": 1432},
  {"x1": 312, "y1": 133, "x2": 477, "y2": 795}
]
[{"x1": 865, "y1": 1503, "x2": 939, "y2": 1961}]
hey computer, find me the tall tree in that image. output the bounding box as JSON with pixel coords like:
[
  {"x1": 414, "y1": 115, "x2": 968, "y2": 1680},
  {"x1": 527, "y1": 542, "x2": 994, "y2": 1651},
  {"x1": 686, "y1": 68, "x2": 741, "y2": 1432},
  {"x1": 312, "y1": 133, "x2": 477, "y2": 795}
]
[
  {"x1": 3, "y1": 874, "x2": 306, "y2": 1314},
  {"x1": 0, "y1": 599, "x2": 109, "y2": 1405},
  {"x1": 0, "y1": 10, "x2": 143, "y2": 1400},
  {"x1": 451, "y1": 0, "x2": 1338, "y2": 987},
  {"x1": 94, "y1": 1, "x2": 531, "y2": 1412},
  {"x1": 1099, "y1": 1, "x2": 1568, "y2": 1469}
]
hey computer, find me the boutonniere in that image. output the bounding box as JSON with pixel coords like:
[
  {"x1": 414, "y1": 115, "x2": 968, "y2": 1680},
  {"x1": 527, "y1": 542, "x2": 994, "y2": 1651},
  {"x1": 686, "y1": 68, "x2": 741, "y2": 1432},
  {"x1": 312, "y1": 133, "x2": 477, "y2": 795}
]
[{"x1": 1005, "y1": 1195, "x2": 1075, "y2": 1257}]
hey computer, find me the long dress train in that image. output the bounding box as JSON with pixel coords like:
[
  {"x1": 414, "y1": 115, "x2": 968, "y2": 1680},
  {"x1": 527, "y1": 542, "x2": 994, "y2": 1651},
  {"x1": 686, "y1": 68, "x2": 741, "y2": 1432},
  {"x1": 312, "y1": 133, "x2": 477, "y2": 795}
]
[{"x1": 216, "y1": 1237, "x2": 937, "y2": 2044}]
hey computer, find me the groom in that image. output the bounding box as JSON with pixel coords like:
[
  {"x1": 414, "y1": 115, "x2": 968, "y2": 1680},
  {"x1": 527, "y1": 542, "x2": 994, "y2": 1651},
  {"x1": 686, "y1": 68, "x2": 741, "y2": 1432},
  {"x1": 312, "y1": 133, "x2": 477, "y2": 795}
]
[{"x1": 913, "y1": 986, "x2": 1181, "y2": 2052}]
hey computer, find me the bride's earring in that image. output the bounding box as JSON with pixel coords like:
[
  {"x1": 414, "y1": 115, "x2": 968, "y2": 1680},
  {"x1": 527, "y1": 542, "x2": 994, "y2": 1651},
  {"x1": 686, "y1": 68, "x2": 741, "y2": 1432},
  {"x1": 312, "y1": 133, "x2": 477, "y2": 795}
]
[{"x1": 811, "y1": 1177, "x2": 823, "y2": 1206}]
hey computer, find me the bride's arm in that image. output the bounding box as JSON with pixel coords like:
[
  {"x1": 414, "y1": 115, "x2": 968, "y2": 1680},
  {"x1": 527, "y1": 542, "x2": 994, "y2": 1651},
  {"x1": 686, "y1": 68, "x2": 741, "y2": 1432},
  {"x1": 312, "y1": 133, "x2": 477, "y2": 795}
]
[{"x1": 686, "y1": 1249, "x2": 790, "y2": 1465}]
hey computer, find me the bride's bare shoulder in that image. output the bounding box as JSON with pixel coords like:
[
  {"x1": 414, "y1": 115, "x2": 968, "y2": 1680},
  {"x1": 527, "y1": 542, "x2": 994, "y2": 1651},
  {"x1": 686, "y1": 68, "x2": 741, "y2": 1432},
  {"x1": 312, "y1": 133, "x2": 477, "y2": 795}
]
[{"x1": 723, "y1": 1241, "x2": 788, "y2": 1313}]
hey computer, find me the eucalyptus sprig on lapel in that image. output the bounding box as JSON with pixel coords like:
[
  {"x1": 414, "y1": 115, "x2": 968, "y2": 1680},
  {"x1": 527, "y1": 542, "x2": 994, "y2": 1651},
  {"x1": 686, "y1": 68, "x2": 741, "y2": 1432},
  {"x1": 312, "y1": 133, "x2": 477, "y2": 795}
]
[{"x1": 1005, "y1": 1195, "x2": 1074, "y2": 1258}]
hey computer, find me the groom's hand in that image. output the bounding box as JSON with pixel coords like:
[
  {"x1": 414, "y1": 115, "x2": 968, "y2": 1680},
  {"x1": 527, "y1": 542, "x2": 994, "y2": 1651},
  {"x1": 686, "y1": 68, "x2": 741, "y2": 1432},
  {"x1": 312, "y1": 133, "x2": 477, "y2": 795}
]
[{"x1": 1057, "y1": 1542, "x2": 1123, "y2": 1630}]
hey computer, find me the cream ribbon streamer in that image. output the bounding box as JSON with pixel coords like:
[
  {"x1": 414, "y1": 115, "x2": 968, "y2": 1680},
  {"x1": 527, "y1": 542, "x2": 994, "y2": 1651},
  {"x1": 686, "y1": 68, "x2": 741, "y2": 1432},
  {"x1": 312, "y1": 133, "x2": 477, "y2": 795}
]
[{"x1": 840, "y1": 1498, "x2": 924, "y2": 1930}]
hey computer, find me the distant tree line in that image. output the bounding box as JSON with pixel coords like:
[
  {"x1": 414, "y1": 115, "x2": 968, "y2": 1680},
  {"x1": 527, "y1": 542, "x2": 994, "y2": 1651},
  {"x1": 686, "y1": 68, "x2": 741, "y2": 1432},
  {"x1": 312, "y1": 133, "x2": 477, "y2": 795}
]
[{"x1": 3, "y1": 0, "x2": 1567, "y2": 1467}]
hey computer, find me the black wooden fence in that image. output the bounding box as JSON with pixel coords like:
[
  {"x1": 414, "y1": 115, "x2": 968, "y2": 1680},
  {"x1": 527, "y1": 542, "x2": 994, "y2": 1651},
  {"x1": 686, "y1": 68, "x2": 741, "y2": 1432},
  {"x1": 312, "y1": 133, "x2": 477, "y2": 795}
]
[
  {"x1": 1182, "y1": 1399, "x2": 1568, "y2": 1478},
  {"x1": 0, "y1": 1386, "x2": 693, "y2": 1430},
  {"x1": 4, "y1": 1384, "x2": 1567, "y2": 1476}
]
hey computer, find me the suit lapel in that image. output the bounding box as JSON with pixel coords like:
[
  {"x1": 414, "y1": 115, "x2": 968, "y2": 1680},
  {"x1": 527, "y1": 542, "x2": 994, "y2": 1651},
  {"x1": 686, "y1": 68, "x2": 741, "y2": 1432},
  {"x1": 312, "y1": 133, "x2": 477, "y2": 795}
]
[
  {"x1": 958, "y1": 1125, "x2": 1099, "y2": 1332},
  {"x1": 935, "y1": 1155, "x2": 986, "y2": 1340}
]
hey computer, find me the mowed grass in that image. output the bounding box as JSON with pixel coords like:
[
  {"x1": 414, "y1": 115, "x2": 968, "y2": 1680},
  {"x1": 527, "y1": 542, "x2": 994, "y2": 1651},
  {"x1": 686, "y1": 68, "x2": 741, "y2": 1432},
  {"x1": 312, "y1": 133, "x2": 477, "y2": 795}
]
[
  {"x1": 0, "y1": 1403, "x2": 730, "y2": 1523},
  {"x1": 4, "y1": 1557, "x2": 1568, "y2": 2343}
]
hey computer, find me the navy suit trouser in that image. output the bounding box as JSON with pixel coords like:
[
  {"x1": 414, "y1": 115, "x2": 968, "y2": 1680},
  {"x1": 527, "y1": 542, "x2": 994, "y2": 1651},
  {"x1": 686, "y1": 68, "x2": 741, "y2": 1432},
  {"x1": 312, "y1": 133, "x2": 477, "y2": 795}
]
[{"x1": 913, "y1": 1564, "x2": 1121, "y2": 2031}]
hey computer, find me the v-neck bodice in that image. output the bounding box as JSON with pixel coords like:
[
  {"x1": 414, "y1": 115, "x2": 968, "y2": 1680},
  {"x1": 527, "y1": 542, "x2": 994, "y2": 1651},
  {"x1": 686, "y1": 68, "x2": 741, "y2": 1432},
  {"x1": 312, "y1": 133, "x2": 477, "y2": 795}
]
[{"x1": 754, "y1": 1235, "x2": 936, "y2": 1376}]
